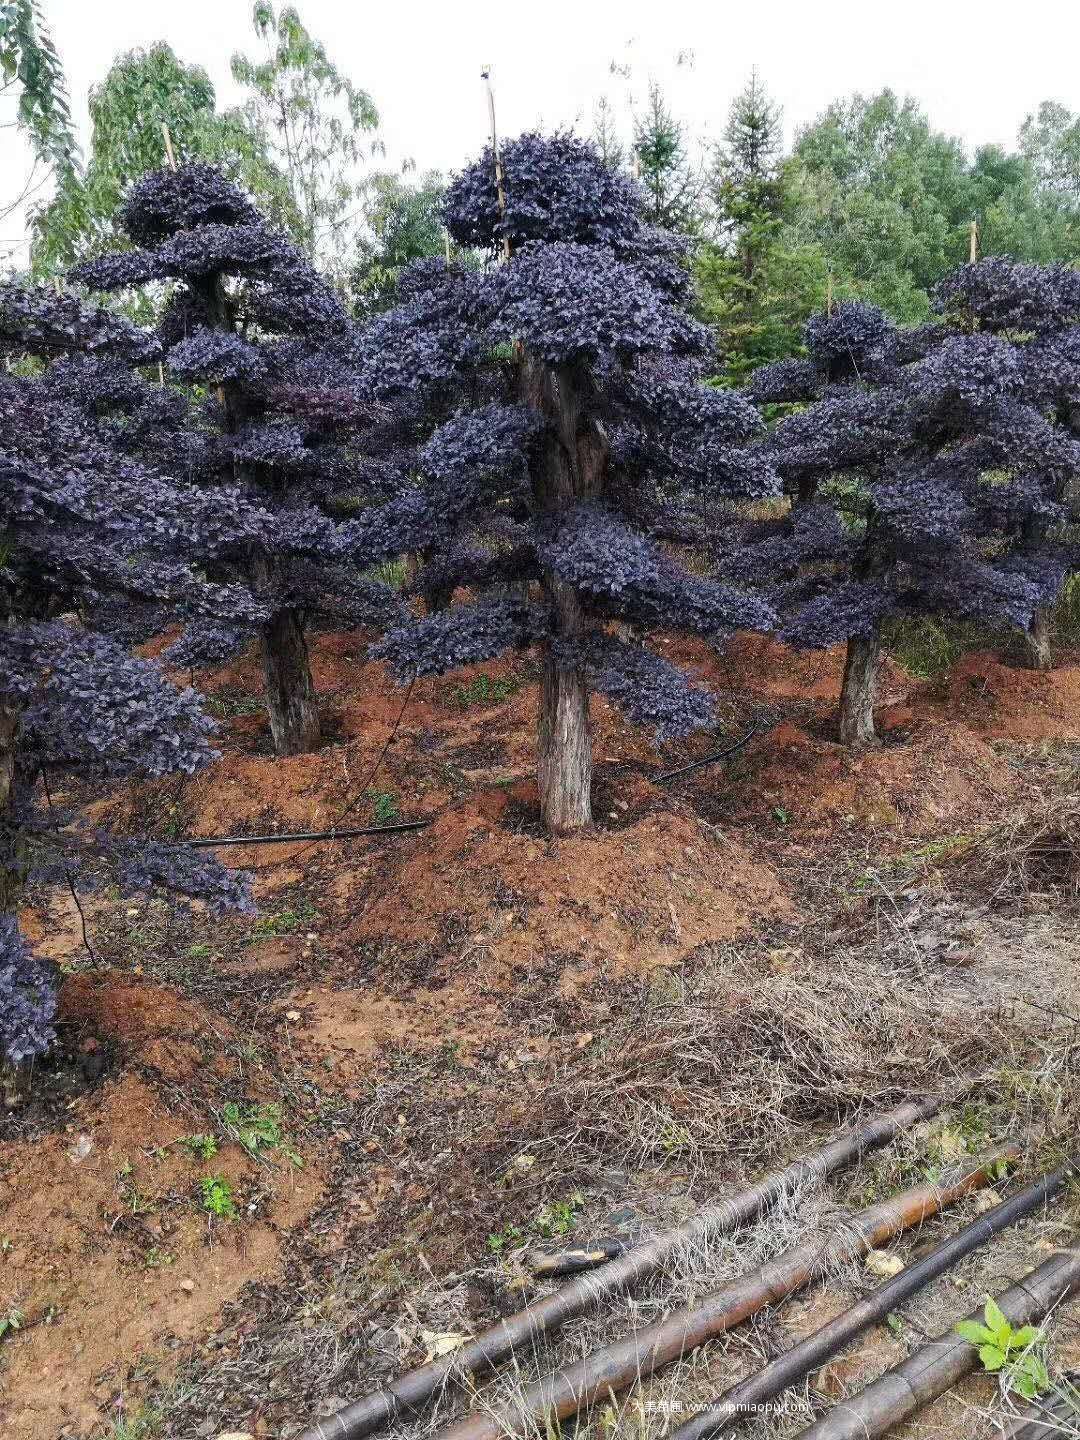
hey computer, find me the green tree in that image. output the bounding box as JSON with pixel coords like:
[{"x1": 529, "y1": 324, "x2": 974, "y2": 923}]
[
  {"x1": 231, "y1": 2, "x2": 379, "y2": 276},
  {"x1": 784, "y1": 91, "x2": 973, "y2": 322},
  {"x1": 351, "y1": 169, "x2": 448, "y2": 315},
  {"x1": 785, "y1": 91, "x2": 1080, "y2": 324},
  {"x1": 1019, "y1": 101, "x2": 1080, "y2": 205},
  {"x1": 1, "y1": 0, "x2": 77, "y2": 232},
  {"x1": 30, "y1": 42, "x2": 290, "y2": 275},
  {"x1": 697, "y1": 71, "x2": 826, "y2": 385},
  {"x1": 591, "y1": 95, "x2": 625, "y2": 172},
  {"x1": 632, "y1": 81, "x2": 698, "y2": 232}
]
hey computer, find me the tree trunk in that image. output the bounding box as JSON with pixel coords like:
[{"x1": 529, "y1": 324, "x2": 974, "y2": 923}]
[
  {"x1": 838, "y1": 629, "x2": 881, "y2": 745},
  {"x1": 538, "y1": 581, "x2": 593, "y2": 834},
  {"x1": 1016, "y1": 607, "x2": 1052, "y2": 671},
  {"x1": 522, "y1": 357, "x2": 608, "y2": 834},
  {"x1": 261, "y1": 607, "x2": 321, "y2": 756},
  {"x1": 0, "y1": 706, "x2": 24, "y2": 913}
]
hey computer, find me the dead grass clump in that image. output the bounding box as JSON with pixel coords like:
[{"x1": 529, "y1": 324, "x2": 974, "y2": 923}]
[
  {"x1": 946, "y1": 795, "x2": 1080, "y2": 908},
  {"x1": 523, "y1": 949, "x2": 1015, "y2": 1184}
]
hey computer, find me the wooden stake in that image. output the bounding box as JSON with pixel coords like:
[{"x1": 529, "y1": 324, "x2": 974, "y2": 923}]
[
  {"x1": 481, "y1": 67, "x2": 512, "y2": 262},
  {"x1": 969, "y1": 217, "x2": 979, "y2": 264},
  {"x1": 827, "y1": 272, "x2": 834, "y2": 317},
  {"x1": 443, "y1": 227, "x2": 451, "y2": 266},
  {"x1": 160, "y1": 122, "x2": 177, "y2": 172}
]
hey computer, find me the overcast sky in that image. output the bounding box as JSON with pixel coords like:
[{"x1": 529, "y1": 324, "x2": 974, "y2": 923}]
[{"x1": 4, "y1": 0, "x2": 1080, "y2": 263}]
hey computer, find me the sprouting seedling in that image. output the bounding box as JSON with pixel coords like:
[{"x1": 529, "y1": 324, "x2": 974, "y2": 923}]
[{"x1": 955, "y1": 1297, "x2": 1049, "y2": 1399}]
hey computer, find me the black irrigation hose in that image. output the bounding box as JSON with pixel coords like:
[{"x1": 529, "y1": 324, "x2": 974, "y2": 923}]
[
  {"x1": 666, "y1": 1158, "x2": 1079, "y2": 1440},
  {"x1": 180, "y1": 820, "x2": 431, "y2": 849},
  {"x1": 655, "y1": 726, "x2": 761, "y2": 784}
]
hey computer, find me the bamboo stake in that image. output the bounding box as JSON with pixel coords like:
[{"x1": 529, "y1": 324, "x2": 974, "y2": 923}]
[
  {"x1": 161, "y1": 122, "x2": 177, "y2": 172},
  {"x1": 297, "y1": 1098, "x2": 942, "y2": 1440},
  {"x1": 668, "y1": 1153, "x2": 1071, "y2": 1440},
  {"x1": 970, "y1": 217, "x2": 979, "y2": 264},
  {"x1": 795, "y1": 1242, "x2": 1080, "y2": 1439},
  {"x1": 481, "y1": 67, "x2": 511, "y2": 263},
  {"x1": 431, "y1": 1155, "x2": 1008, "y2": 1440}
]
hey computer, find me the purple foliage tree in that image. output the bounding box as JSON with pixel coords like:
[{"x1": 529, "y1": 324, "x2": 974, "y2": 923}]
[
  {"x1": 731, "y1": 272, "x2": 1080, "y2": 744},
  {"x1": 0, "y1": 282, "x2": 259, "y2": 1065},
  {"x1": 358, "y1": 134, "x2": 778, "y2": 832},
  {"x1": 71, "y1": 163, "x2": 407, "y2": 756}
]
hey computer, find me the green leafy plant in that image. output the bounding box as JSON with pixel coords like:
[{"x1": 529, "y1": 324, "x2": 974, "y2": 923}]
[
  {"x1": 221, "y1": 1100, "x2": 302, "y2": 1166},
  {"x1": 247, "y1": 897, "x2": 319, "y2": 941},
  {"x1": 486, "y1": 1222, "x2": 524, "y2": 1254},
  {"x1": 450, "y1": 672, "x2": 520, "y2": 710},
  {"x1": 956, "y1": 1297, "x2": 1049, "y2": 1399},
  {"x1": 0, "y1": 1307, "x2": 23, "y2": 1340},
  {"x1": 179, "y1": 1133, "x2": 218, "y2": 1161},
  {"x1": 199, "y1": 1174, "x2": 237, "y2": 1220},
  {"x1": 367, "y1": 788, "x2": 400, "y2": 826},
  {"x1": 535, "y1": 1192, "x2": 585, "y2": 1239}
]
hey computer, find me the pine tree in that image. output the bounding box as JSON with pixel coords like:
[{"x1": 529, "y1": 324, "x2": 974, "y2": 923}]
[
  {"x1": 697, "y1": 70, "x2": 825, "y2": 385},
  {"x1": 356, "y1": 133, "x2": 777, "y2": 832},
  {"x1": 632, "y1": 83, "x2": 699, "y2": 234}
]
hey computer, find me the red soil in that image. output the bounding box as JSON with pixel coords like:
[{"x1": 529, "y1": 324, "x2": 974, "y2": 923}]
[{"x1": 10, "y1": 625, "x2": 1080, "y2": 1435}]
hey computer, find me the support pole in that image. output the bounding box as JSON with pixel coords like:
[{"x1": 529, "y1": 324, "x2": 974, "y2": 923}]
[
  {"x1": 795, "y1": 1243, "x2": 1080, "y2": 1439},
  {"x1": 481, "y1": 67, "x2": 512, "y2": 262},
  {"x1": 297, "y1": 1098, "x2": 943, "y2": 1440}
]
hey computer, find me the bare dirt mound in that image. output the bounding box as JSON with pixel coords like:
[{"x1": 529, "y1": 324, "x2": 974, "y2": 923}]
[
  {"x1": 0, "y1": 977, "x2": 322, "y2": 1440},
  {"x1": 912, "y1": 649, "x2": 1080, "y2": 741},
  {"x1": 714, "y1": 716, "x2": 1020, "y2": 839},
  {"x1": 341, "y1": 783, "x2": 792, "y2": 996}
]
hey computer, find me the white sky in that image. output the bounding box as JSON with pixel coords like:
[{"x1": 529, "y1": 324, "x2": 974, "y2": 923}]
[{"x1": 4, "y1": 0, "x2": 1080, "y2": 264}]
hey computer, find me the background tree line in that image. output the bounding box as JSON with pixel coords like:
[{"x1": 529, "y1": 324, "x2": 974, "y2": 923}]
[{"x1": 7, "y1": 2, "x2": 1080, "y2": 380}]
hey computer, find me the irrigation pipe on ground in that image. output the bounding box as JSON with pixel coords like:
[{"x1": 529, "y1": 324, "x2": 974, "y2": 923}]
[
  {"x1": 795, "y1": 1242, "x2": 1080, "y2": 1439},
  {"x1": 430, "y1": 1153, "x2": 1009, "y2": 1440},
  {"x1": 298, "y1": 1097, "x2": 941, "y2": 1440},
  {"x1": 667, "y1": 1157, "x2": 1075, "y2": 1440}
]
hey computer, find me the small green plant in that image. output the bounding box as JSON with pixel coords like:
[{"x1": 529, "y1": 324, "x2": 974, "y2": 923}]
[
  {"x1": 221, "y1": 1100, "x2": 302, "y2": 1166},
  {"x1": 107, "y1": 1406, "x2": 162, "y2": 1440},
  {"x1": 247, "y1": 897, "x2": 319, "y2": 942},
  {"x1": 222, "y1": 1100, "x2": 281, "y2": 1155},
  {"x1": 179, "y1": 1133, "x2": 218, "y2": 1161},
  {"x1": 450, "y1": 672, "x2": 519, "y2": 710},
  {"x1": 0, "y1": 1307, "x2": 23, "y2": 1340},
  {"x1": 367, "y1": 788, "x2": 400, "y2": 826},
  {"x1": 144, "y1": 1246, "x2": 173, "y2": 1269},
  {"x1": 487, "y1": 1222, "x2": 524, "y2": 1254},
  {"x1": 956, "y1": 1297, "x2": 1049, "y2": 1399},
  {"x1": 771, "y1": 805, "x2": 789, "y2": 825},
  {"x1": 200, "y1": 1174, "x2": 237, "y2": 1220},
  {"x1": 535, "y1": 1192, "x2": 585, "y2": 1239},
  {"x1": 186, "y1": 943, "x2": 212, "y2": 961}
]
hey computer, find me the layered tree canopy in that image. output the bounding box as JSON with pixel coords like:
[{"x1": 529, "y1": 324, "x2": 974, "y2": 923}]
[
  {"x1": 355, "y1": 132, "x2": 778, "y2": 828},
  {"x1": 0, "y1": 280, "x2": 260, "y2": 1062}
]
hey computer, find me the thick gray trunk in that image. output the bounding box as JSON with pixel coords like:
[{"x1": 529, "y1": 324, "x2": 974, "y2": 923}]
[
  {"x1": 1016, "y1": 607, "x2": 1052, "y2": 671},
  {"x1": 261, "y1": 607, "x2": 321, "y2": 756},
  {"x1": 522, "y1": 357, "x2": 608, "y2": 834},
  {"x1": 538, "y1": 580, "x2": 593, "y2": 833},
  {"x1": 838, "y1": 630, "x2": 881, "y2": 746}
]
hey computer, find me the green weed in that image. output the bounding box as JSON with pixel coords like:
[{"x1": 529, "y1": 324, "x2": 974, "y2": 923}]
[
  {"x1": 199, "y1": 1175, "x2": 237, "y2": 1220},
  {"x1": 956, "y1": 1297, "x2": 1049, "y2": 1399},
  {"x1": 449, "y1": 672, "x2": 520, "y2": 709}
]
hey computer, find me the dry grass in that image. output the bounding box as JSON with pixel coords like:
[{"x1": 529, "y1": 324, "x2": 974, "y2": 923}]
[{"x1": 945, "y1": 794, "x2": 1080, "y2": 910}]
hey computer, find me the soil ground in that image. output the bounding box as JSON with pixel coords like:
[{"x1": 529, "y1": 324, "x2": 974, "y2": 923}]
[{"x1": 4, "y1": 628, "x2": 1080, "y2": 1440}]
